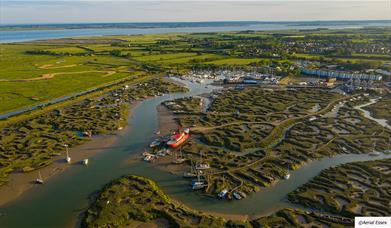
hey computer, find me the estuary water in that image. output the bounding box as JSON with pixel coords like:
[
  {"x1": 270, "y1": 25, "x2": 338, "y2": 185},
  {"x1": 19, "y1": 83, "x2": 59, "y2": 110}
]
[
  {"x1": 1, "y1": 21, "x2": 391, "y2": 43},
  {"x1": 0, "y1": 79, "x2": 390, "y2": 227}
]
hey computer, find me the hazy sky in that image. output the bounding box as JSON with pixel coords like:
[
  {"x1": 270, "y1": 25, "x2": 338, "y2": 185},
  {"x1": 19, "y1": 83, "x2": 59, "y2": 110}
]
[{"x1": 1, "y1": 1, "x2": 390, "y2": 24}]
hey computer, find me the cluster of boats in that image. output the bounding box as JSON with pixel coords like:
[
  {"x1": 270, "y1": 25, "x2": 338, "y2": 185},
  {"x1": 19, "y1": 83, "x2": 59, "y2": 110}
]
[
  {"x1": 217, "y1": 189, "x2": 246, "y2": 200},
  {"x1": 144, "y1": 128, "x2": 191, "y2": 162},
  {"x1": 150, "y1": 128, "x2": 190, "y2": 149}
]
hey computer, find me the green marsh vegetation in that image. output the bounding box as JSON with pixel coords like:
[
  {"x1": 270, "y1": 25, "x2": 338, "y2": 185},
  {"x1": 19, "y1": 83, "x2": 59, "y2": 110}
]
[
  {"x1": 0, "y1": 78, "x2": 186, "y2": 185},
  {"x1": 83, "y1": 175, "x2": 355, "y2": 227},
  {"x1": 165, "y1": 88, "x2": 391, "y2": 198},
  {"x1": 289, "y1": 159, "x2": 391, "y2": 217}
]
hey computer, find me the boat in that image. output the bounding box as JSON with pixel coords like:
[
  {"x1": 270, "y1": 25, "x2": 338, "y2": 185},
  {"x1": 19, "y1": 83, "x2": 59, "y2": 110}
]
[
  {"x1": 369, "y1": 142, "x2": 380, "y2": 156},
  {"x1": 82, "y1": 159, "x2": 89, "y2": 165},
  {"x1": 191, "y1": 172, "x2": 207, "y2": 190},
  {"x1": 65, "y1": 144, "x2": 71, "y2": 163},
  {"x1": 195, "y1": 163, "x2": 210, "y2": 170},
  {"x1": 149, "y1": 139, "x2": 161, "y2": 148},
  {"x1": 195, "y1": 151, "x2": 210, "y2": 170},
  {"x1": 191, "y1": 181, "x2": 207, "y2": 190},
  {"x1": 172, "y1": 148, "x2": 186, "y2": 164},
  {"x1": 36, "y1": 171, "x2": 44, "y2": 184},
  {"x1": 183, "y1": 172, "x2": 197, "y2": 178},
  {"x1": 384, "y1": 139, "x2": 391, "y2": 154},
  {"x1": 284, "y1": 173, "x2": 291, "y2": 180},
  {"x1": 82, "y1": 131, "x2": 92, "y2": 138},
  {"x1": 167, "y1": 128, "x2": 190, "y2": 148},
  {"x1": 66, "y1": 155, "x2": 71, "y2": 163},
  {"x1": 218, "y1": 189, "x2": 228, "y2": 198},
  {"x1": 233, "y1": 192, "x2": 242, "y2": 200},
  {"x1": 172, "y1": 158, "x2": 186, "y2": 164},
  {"x1": 144, "y1": 155, "x2": 155, "y2": 162},
  {"x1": 157, "y1": 149, "x2": 166, "y2": 157},
  {"x1": 183, "y1": 160, "x2": 197, "y2": 178}
]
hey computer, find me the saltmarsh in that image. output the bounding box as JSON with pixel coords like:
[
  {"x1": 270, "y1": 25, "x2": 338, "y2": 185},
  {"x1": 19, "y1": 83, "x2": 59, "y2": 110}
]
[
  {"x1": 164, "y1": 88, "x2": 391, "y2": 198},
  {"x1": 0, "y1": 78, "x2": 187, "y2": 185}
]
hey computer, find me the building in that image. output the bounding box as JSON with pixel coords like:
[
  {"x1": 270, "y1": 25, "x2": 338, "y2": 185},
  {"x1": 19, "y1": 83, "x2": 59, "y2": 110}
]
[{"x1": 301, "y1": 68, "x2": 383, "y2": 81}]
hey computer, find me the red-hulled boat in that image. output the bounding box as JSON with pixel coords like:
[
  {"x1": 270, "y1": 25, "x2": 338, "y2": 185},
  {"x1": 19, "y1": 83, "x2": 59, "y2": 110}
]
[{"x1": 167, "y1": 128, "x2": 190, "y2": 148}]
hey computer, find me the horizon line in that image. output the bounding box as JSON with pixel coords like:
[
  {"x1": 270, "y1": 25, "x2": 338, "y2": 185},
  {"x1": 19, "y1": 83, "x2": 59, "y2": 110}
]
[{"x1": 2, "y1": 19, "x2": 391, "y2": 27}]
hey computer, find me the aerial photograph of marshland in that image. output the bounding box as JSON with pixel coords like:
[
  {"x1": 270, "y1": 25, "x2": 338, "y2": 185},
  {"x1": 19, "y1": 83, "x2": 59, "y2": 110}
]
[{"x1": 0, "y1": 0, "x2": 390, "y2": 227}]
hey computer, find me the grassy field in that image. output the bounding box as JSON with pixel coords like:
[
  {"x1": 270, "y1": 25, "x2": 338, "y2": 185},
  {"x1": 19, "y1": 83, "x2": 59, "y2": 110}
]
[{"x1": 1, "y1": 28, "x2": 390, "y2": 114}]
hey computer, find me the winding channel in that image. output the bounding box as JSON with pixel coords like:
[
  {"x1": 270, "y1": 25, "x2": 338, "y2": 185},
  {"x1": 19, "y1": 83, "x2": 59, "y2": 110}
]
[
  {"x1": 354, "y1": 98, "x2": 391, "y2": 130},
  {"x1": 0, "y1": 79, "x2": 390, "y2": 227}
]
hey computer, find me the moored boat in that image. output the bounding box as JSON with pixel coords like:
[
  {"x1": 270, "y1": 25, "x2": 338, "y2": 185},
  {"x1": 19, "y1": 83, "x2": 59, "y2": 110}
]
[
  {"x1": 82, "y1": 159, "x2": 89, "y2": 165},
  {"x1": 36, "y1": 171, "x2": 44, "y2": 184},
  {"x1": 167, "y1": 128, "x2": 190, "y2": 148},
  {"x1": 233, "y1": 192, "x2": 242, "y2": 200},
  {"x1": 149, "y1": 139, "x2": 161, "y2": 148},
  {"x1": 218, "y1": 189, "x2": 228, "y2": 198},
  {"x1": 196, "y1": 163, "x2": 210, "y2": 170},
  {"x1": 183, "y1": 172, "x2": 197, "y2": 178}
]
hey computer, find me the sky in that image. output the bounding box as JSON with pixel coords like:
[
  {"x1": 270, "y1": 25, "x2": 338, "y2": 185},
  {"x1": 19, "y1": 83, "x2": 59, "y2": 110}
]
[{"x1": 1, "y1": 1, "x2": 390, "y2": 25}]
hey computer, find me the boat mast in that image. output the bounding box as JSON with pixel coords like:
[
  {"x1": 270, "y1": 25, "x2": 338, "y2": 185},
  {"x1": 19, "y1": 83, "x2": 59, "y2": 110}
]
[{"x1": 65, "y1": 144, "x2": 69, "y2": 157}]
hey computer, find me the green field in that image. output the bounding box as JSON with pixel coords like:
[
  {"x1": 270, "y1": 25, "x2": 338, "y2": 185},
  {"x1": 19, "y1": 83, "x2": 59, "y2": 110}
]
[{"x1": 1, "y1": 28, "x2": 390, "y2": 114}]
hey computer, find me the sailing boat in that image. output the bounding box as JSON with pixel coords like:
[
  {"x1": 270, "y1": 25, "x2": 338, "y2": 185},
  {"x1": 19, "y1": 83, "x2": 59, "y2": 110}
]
[
  {"x1": 65, "y1": 144, "x2": 71, "y2": 163},
  {"x1": 172, "y1": 147, "x2": 186, "y2": 164},
  {"x1": 384, "y1": 138, "x2": 391, "y2": 154},
  {"x1": 369, "y1": 142, "x2": 380, "y2": 156},
  {"x1": 36, "y1": 171, "x2": 44, "y2": 184},
  {"x1": 195, "y1": 151, "x2": 210, "y2": 170},
  {"x1": 82, "y1": 158, "x2": 89, "y2": 165},
  {"x1": 191, "y1": 171, "x2": 207, "y2": 190},
  {"x1": 183, "y1": 160, "x2": 197, "y2": 178}
]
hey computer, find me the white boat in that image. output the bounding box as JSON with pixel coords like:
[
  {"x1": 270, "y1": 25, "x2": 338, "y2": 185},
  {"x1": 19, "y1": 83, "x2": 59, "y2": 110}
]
[
  {"x1": 172, "y1": 158, "x2": 186, "y2": 164},
  {"x1": 369, "y1": 142, "x2": 380, "y2": 156},
  {"x1": 172, "y1": 148, "x2": 186, "y2": 164},
  {"x1": 196, "y1": 163, "x2": 210, "y2": 170},
  {"x1": 284, "y1": 173, "x2": 291, "y2": 180},
  {"x1": 196, "y1": 151, "x2": 210, "y2": 170},
  {"x1": 144, "y1": 155, "x2": 155, "y2": 162},
  {"x1": 233, "y1": 192, "x2": 242, "y2": 200},
  {"x1": 65, "y1": 144, "x2": 71, "y2": 163},
  {"x1": 36, "y1": 171, "x2": 44, "y2": 184},
  {"x1": 82, "y1": 159, "x2": 89, "y2": 165},
  {"x1": 183, "y1": 172, "x2": 197, "y2": 178},
  {"x1": 218, "y1": 189, "x2": 228, "y2": 198},
  {"x1": 191, "y1": 181, "x2": 207, "y2": 190},
  {"x1": 191, "y1": 171, "x2": 207, "y2": 190},
  {"x1": 149, "y1": 139, "x2": 161, "y2": 148}
]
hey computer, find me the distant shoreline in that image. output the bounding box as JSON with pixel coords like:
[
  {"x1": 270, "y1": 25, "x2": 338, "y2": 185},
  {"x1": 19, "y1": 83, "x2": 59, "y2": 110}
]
[{"x1": 1, "y1": 20, "x2": 390, "y2": 31}]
